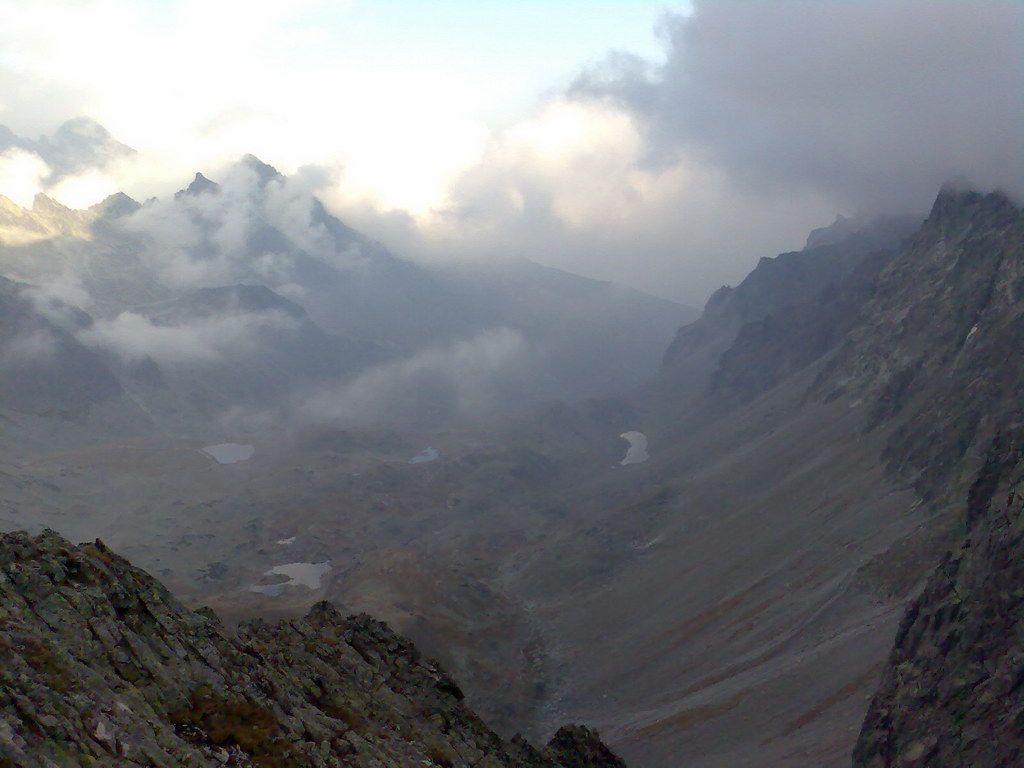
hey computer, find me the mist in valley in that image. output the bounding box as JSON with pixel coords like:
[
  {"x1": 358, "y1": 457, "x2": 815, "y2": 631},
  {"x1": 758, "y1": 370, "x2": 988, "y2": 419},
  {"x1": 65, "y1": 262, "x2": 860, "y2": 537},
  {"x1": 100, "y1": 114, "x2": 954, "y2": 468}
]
[{"x1": 0, "y1": 2, "x2": 1022, "y2": 767}]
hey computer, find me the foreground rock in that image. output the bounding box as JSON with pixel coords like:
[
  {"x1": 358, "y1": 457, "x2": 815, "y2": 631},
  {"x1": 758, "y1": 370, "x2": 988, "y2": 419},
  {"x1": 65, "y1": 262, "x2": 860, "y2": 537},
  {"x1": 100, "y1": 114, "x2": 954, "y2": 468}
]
[
  {"x1": 854, "y1": 427, "x2": 1024, "y2": 766},
  {"x1": 0, "y1": 530, "x2": 627, "y2": 767}
]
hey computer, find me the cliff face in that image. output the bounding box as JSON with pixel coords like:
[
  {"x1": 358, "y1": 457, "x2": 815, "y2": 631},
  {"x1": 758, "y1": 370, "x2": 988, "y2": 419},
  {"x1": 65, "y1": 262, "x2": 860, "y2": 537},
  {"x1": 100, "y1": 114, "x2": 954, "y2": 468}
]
[
  {"x1": 853, "y1": 427, "x2": 1024, "y2": 767},
  {"x1": 813, "y1": 189, "x2": 1024, "y2": 496},
  {"x1": 659, "y1": 214, "x2": 917, "y2": 404},
  {"x1": 0, "y1": 531, "x2": 626, "y2": 768}
]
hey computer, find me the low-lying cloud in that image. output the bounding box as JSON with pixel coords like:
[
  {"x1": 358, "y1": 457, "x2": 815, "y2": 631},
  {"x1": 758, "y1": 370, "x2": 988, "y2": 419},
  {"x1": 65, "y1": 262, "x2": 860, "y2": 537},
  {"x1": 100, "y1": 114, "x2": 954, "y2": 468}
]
[
  {"x1": 78, "y1": 308, "x2": 300, "y2": 365},
  {"x1": 122, "y1": 160, "x2": 361, "y2": 292},
  {"x1": 287, "y1": 327, "x2": 526, "y2": 428},
  {"x1": 0, "y1": 328, "x2": 58, "y2": 368}
]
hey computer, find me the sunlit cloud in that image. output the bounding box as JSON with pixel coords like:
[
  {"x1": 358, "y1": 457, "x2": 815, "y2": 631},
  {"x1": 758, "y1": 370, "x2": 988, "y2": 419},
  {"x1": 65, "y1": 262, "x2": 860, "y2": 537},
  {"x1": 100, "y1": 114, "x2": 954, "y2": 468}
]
[{"x1": 0, "y1": 148, "x2": 48, "y2": 207}]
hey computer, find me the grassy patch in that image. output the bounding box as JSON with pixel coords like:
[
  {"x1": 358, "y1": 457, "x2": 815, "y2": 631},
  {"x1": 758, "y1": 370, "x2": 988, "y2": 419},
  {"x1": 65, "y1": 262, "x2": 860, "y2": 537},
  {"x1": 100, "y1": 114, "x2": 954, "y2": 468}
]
[{"x1": 169, "y1": 685, "x2": 298, "y2": 768}]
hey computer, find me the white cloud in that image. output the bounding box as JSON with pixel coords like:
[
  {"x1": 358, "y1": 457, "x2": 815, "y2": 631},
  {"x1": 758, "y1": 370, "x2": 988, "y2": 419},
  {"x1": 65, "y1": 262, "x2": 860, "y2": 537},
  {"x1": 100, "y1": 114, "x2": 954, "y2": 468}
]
[
  {"x1": 290, "y1": 327, "x2": 526, "y2": 427},
  {"x1": 117, "y1": 160, "x2": 361, "y2": 291},
  {"x1": 77, "y1": 308, "x2": 299, "y2": 365},
  {"x1": 0, "y1": 148, "x2": 48, "y2": 206},
  {"x1": 0, "y1": 328, "x2": 58, "y2": 367}
]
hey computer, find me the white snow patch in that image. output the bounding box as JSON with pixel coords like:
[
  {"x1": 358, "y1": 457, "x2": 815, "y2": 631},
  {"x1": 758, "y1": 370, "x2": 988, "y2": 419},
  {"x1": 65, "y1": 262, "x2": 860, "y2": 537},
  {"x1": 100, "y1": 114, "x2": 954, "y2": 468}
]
[
  {"x1": 619, "y1": 431, "x2": 649, "y2": 465},
  {"x1": 409, "y1": 446, "x2": 438, "y2": 464},
  {"x1": 202, "y1": 443, "x2": 255, "y2": 464}
]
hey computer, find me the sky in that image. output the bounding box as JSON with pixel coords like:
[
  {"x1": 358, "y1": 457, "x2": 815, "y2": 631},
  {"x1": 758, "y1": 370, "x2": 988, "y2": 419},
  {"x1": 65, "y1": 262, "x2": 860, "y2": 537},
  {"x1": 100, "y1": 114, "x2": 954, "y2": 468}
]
[{"x1": 0, "y1": 0, "x2": 1020, "y2": 306}]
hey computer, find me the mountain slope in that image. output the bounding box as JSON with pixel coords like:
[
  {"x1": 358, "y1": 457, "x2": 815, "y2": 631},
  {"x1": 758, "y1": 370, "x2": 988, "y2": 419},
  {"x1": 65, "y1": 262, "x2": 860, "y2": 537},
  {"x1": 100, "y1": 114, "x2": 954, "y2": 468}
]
[
  {"x1": 853, "y1": 427, "x2": 1024, "y2": 767},
  {"x1": 498, "y1": 188, "x2": 1022, "y2": 767},
  {"x1": 0, "y1": 275, "x2": 124, "y2": 418},
  {"x1": 658, "y1": 214, "x2": 917, "y2": 405},
  {"x1": 0, "y1": 529, "x2": 627, "y2": 768}
]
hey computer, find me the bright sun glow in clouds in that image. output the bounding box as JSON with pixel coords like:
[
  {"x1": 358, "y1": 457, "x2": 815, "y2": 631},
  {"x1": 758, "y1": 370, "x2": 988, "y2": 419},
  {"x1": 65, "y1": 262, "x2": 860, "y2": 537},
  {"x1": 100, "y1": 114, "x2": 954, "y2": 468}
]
[{"x1": 0, "y1": 0, "x2": 675, "y2": 212}]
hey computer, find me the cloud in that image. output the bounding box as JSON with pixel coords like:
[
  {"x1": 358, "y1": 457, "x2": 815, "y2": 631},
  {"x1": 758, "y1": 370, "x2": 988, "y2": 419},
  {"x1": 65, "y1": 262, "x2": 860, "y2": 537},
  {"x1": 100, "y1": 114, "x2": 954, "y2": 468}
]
[
  {"x1": 77, "y1": 308, "x2": 299, "y2": 365},
  {"x1": 0, "y1": 328, "x2": 58, "y2": 367},
  {"x1": 335, "y1": 0, "x2": 1021, "y2": 307},
  {"x1": 21, "y1": 274, "x2": 93, "y2": 328},
  {"x1": 341, "y1": 97, "x2": 834, "y2": 306},
  {"x1": 0, "y1": 148, "x2": 49, "y2": 207},
  {"x1": 572, "y1": 0, "x2": 1024, "y2": 212},
  {"x1": 287, "y1": 328, "x2": 527, "y2": 428},
  {"x1": 119, "y1": 160, "x2": 360, "y2": 292},
  {"x1": 3, "y1": 1, "x2": 1018, "y2": 310}
]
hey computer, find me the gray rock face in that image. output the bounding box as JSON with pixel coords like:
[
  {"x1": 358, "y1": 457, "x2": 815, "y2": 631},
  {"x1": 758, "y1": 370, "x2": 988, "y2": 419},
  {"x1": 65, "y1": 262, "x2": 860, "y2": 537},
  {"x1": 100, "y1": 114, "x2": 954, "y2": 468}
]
[
  {"x1": 853, "y1": 427, "x2": 1024, "y2": 767},
  {"x1": 0, "y1": 530, "x2": 628, "y2": 767},
  {"x1": 813, "y1": 189, "x2": 1024, "y2": 497},
  {"x1": 660, "y1": 214, "x2": 917, "y2": 403}
]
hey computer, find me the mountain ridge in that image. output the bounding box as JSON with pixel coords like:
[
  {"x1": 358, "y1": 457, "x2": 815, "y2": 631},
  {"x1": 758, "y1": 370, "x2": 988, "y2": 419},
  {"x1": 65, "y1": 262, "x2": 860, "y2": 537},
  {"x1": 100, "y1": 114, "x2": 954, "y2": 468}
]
[{"x1": 0, "y1": 528, "x2": 628, "y2": 768}]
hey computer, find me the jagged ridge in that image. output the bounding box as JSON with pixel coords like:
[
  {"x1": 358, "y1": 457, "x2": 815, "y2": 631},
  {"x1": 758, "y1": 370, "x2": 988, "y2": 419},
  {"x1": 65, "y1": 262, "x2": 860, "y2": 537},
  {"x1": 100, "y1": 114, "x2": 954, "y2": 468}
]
[{"x1": 0, "y1": 531, "x2": 626, "y2": 767}]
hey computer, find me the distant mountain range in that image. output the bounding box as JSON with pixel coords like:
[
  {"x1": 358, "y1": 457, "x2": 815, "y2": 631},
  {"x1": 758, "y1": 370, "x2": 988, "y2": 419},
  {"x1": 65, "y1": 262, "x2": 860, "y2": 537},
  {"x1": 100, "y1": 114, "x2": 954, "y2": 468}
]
[{"x1": 0, "y1": 126, "x2": 695, "y2": 433}]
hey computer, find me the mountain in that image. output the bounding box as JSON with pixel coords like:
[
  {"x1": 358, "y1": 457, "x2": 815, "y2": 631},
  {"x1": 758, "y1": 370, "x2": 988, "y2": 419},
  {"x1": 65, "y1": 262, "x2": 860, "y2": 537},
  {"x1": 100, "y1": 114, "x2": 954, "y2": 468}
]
[
  {"x1": 0, "y1": 275, "x2": 124, "y2": 419},
  {"x1": 0, "y1": 118, "x2": 135, "y2": 182},
  {"x1": 0, "y1": 529, "x2": 627, "y2": 768},
  {"x1": 0, "y1": 147, "x2": 693, "y2": 427},
  {"x1": 2, "y1": 122, "x2": 1020, "y2": 767},
  {"x1": 854, "y1": 426, "x2": 1024, "y2": 767},
  {"x1": 438, "y1": 257, "x2": 693, "y2": 401},
  {"x1": 658, "y1": 213, "x2": 918, "y2": 407},
  {"x1": 97, "y1": 284, "x2": 388, "y2": 431},
  {"x1": 485, "y1": 188, "x2": 1022, "y2": 766}
]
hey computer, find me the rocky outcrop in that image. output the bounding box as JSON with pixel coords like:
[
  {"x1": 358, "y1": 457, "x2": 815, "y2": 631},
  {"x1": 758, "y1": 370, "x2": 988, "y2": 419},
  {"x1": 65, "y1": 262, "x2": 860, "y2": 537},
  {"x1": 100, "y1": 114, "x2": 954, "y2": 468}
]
[
  {"x1": 660, "y1": 214, "x2": 917, "y2": 402},
  {"x1": 813, "y1": 189, "x2": 1023, "y2": 496},
  {"x1": 853, "y1": 427, "x2": 1024, "y2": 767},
  {"x1": 0, "y1": 530, "x2": 628, "y2": 767},
  {"x1": 707, "y1": 247, "x2": 894, "y2": 409}
]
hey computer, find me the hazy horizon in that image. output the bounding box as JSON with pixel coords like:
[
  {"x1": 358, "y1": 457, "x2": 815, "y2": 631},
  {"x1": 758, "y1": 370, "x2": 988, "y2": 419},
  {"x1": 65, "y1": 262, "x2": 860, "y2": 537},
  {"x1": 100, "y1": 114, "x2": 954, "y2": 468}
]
[{"x1": 1, "y1": 1, "x2": 1021, "y2": 305}]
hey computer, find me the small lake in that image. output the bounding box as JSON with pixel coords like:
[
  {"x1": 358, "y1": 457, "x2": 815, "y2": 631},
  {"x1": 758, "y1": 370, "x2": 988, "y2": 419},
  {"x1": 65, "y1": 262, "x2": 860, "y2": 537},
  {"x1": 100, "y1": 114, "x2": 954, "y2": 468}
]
[
  {"x1": 409, "y1": 446, "x2": 439, "y2": 464},
  {"x1": 248, "y1": 561, "x2": 331, "y2": 596},
  {"x1": 202, "y1": 443, "x2": 255, "y2": 464},
  {"x1": 620, "y1": 431, "x2": 649, "y2": 465}
]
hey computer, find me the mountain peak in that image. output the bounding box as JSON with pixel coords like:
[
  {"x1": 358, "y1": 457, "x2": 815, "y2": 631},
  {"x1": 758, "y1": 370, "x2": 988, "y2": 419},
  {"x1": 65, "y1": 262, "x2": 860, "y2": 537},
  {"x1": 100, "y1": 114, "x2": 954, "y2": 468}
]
[
  {"x1": 89, "y1": 191, "x2": 141, "y2": 218},
  {"x1": 927, "y1": 185, "x2": 1018, "y2": 229},
  {"x1": 31, "y1": 193, "x2": 71, "y2": 216},
  {"x1": 53, "y1": 116, "x2": 115, "y2": 143},
  {"x1": 240, "y1": 153, "x2": 282, "y2": 185},
  {"x1": 175, "y1": 171, "x2": 220, "y2": 199}
]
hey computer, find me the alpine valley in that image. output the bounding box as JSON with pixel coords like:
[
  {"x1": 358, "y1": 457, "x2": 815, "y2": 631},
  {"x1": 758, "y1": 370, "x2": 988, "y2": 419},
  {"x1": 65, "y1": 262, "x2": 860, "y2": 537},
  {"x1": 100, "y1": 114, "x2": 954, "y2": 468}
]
[{"x1": 0, "y1": 118, "x2": 1021, "y2": 768}]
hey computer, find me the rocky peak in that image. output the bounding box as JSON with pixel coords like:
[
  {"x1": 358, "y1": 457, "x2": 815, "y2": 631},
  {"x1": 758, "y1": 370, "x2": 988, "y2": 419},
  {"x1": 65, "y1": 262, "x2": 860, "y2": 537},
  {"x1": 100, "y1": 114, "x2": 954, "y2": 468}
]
[
  {"x1": 31, "y1": 193, "x2": 72, "y2": 217},
  {"x1": 660, "y1": 211, "x2": 917, "y2": 402},
  {"x1": 240, "y1": 154, "x2": 283, "y2": 186},
  {"x1": 32, "y1": 117, "x2": 136, "y2": 180},
  {"x1": 175, "y1": 172, "x2": 221, "y2": 199},
  {"x1": 89, "y1": 191, "x2": 142, "y2": 219}
]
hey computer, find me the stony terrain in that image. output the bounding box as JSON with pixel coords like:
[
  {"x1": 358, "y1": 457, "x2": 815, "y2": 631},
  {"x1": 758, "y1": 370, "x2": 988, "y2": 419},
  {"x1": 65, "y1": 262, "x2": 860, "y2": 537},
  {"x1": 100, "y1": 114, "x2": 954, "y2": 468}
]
[
  {"x1": 853, "y1": 426, "x2": 1024, "y2": 767},
  {"x1": 0, "y1": 529, "x2": 627, "y2": 767}
]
